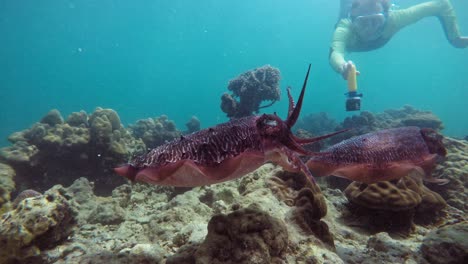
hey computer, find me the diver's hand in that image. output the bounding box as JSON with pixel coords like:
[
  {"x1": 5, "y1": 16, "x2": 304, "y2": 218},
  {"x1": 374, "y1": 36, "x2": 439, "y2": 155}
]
[
  {"x1": 452, "y1": 36, "x2": 468, "y2": 48},
  {"x1": 340, "y1": 61, "x2": 361, "y2": 80}
]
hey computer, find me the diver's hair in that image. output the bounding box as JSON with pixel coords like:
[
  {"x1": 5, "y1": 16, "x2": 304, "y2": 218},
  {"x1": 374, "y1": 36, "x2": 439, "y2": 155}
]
[{"x1": 351, "y1": 0, "x2": 391, "y2": 13}]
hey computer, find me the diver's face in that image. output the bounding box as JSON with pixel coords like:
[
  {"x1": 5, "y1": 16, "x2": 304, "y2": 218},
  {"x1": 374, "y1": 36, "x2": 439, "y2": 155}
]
[{"x1": 350, "y1": 0, "x2": 387, "y2": 40}]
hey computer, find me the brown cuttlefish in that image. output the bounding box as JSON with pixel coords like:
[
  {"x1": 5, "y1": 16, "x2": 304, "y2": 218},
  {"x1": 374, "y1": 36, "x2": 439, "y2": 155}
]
[{"x1": 306, "y1": 126, "x2": 449, "y2": 184}]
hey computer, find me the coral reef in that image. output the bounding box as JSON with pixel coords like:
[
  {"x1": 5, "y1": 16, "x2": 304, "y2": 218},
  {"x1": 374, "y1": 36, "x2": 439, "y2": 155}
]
[
  {"x1": 0, "y1": 163, "x2": 15, "y2": 214},
  {"x1": 0, "y1": 108, "x2": 146, "y2": 195},
  {"x1": 221, "y1": 65, "x2": 281, "y2": 118},
  {"x1": 421, "y1": 221, "x2": 468, "y2": 264},
  {"x1": 185, "y1": 116, "x2": 201, "y2": 134},
  {"x1": 129, "y1": 115, "x2": 181, "y2": 149},
  {"x1": 0, "y1": 188, "x2": 76, "y2": 263}
]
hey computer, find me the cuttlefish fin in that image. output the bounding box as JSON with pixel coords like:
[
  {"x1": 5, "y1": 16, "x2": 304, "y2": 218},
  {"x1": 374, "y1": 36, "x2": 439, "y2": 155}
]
[{"x1": 408, "y1": 154, "x2": 449, "y2": 185}]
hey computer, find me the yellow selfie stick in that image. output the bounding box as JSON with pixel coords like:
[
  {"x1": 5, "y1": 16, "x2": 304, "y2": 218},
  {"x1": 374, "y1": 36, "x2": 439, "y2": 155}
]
[
  {"x1": 347, "y1": 63, "x2": 357, "y2": 93},
  {"x1": 345, "y1": 63, "x2": 362, "y2": 111}
]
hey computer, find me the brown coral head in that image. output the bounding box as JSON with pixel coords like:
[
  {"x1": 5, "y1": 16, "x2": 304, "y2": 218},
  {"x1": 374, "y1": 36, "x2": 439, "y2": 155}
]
[
  {"x1": 420, "y1": 128, "x2": 446, "y2": 157},
  {"x1": 344, "y1": 180, "x2": 422, "y2": 211}
]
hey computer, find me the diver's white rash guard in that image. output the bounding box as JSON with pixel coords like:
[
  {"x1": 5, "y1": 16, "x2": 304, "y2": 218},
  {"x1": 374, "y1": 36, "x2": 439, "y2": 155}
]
[{"x1": 329, "y1": 0, "x2": 463, "y2": 74}]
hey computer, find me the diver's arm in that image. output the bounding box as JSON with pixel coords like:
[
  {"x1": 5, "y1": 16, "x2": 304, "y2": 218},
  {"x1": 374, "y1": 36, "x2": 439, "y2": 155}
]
[
  {"x1": 330, "y1": 19, "x2": 351, "y2": 75},
  {"x1": 390, "y1": 0, "x2": 467, "y2": 48}
]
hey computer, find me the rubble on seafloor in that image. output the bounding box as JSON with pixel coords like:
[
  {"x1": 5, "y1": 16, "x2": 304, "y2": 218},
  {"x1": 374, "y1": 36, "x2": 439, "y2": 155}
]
[{"x1": 0, "y1": 158, "x2": 465, "y2": 263}]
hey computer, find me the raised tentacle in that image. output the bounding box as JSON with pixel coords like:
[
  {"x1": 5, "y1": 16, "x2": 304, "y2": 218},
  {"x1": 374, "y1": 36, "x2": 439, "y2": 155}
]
[
  {"x1": 286, "y1": 64, "x2": 311, "y2": 128},
  {"x1": 293, "y1": 129, "x2": 351, "y2": 145},
  {"x1": 286, "y1": 86, "x2": 295, "y2": 120}
]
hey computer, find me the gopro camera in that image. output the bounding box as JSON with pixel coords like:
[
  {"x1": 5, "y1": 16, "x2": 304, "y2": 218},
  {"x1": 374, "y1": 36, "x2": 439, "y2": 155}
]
[{"x1": 345, "y1": 91, "x2": 363, "y2": 111}]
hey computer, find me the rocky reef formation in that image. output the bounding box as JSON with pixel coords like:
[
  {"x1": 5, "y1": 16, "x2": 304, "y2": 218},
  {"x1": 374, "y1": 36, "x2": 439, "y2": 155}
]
[
  {"x1": 0, "y1": 108, "x2": 146, "y2": 195},
  {"x1": 128, "y1": 115, "x2": 181, "y2": 149},
  {"x1": 221, "y1": 65, "x2": 281, "y2": 118},
  {"x1": 0, "y1": 188, "x2": 76, "y2": 263},
  {"x1": 0, "y1": 158, "x2": 464, "y2": 264}
]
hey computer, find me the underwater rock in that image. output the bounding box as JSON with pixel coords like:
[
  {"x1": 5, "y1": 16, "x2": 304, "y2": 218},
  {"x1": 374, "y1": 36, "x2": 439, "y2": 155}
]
[
  {"x1": 130, "y1": 115, "x2": 181, "y2": 149},
  {"x1": 194, "y1": 205, "x2": 288, "y2": 264},
  {"x1": 0, "y1": 188, "x2": 76, "y2": 263},
  {"x1": 40, "y1": 109, "x2": 64, "y2": 126},
  {"x1": 0, "y1": 141, "x2": 39, "y2": 166},
  {"x1": 89, "y1": 107, "x2": 121, "y2": 131},
  {"x1": 221, "y1": 65, "x2": 281, "y2": 118},
  {"x1": 185, "y1": 115, "x2": 201, "y2": 134},
  {"x1": 87, "y1": 200, "x2": 126, "y2": 225},
  {"x1": 66, "y1": 110, "x2": 89, "y2": 127},
  {"x1": 421, "y1": 221, "x2": 468, "y2": 264},
  {"x1": 0, "y1": 163, "x2": 15, "y2": 214},
  {"x1": 90, "y1": 113, "x2": 114, "y2": 148}
]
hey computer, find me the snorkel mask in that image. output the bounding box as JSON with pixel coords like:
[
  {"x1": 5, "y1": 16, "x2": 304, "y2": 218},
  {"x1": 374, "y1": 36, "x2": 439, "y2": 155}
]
[{"x1": 351, "y1": 12, "x2": 388, "y2": 41}]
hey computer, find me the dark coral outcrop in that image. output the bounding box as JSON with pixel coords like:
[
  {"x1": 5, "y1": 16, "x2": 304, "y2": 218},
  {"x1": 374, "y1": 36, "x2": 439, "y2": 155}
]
[{"x1": 221, "y1": 65, "x2": 281, "y2": 118}]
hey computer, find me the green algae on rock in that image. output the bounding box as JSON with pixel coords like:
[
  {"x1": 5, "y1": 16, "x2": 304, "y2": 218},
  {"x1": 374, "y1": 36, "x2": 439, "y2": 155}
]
[{"x1": 0, "y1": 189, "x2": 76, "y2": 263}]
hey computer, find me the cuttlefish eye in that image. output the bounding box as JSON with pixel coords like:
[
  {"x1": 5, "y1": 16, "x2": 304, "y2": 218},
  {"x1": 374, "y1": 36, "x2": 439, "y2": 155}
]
[{"x1": 263, "y1": 119, "x2": 278, "y2": 126}]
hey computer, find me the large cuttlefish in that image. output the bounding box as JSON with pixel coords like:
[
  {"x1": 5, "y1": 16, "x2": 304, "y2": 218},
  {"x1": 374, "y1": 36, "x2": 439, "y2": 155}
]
[
  {"x1": 115, "y1": 65, "x2": 345, "y2": 187},
  {"x1": 306, "y1": 126, "x2": 449, "y2": 184}
]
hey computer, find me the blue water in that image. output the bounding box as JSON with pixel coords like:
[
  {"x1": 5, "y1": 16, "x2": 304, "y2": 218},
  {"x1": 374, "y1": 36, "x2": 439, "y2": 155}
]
[{"x1": 1, "y1": 0, "x2": 467, "y2": 146}]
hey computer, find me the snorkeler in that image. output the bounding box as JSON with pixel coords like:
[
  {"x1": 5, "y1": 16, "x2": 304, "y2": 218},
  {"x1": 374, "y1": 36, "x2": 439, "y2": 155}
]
[{"x1": 330, "y1": 0, "x2": 468, "y2": 80}]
